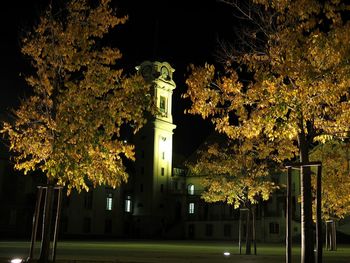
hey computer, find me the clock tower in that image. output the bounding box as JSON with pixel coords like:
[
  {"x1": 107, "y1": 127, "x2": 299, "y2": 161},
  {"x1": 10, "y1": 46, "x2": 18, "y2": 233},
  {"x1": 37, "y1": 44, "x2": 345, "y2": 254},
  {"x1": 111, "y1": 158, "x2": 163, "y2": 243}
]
[{"x1": 129, "y1": 61, "x2": 176, "y2": 237}]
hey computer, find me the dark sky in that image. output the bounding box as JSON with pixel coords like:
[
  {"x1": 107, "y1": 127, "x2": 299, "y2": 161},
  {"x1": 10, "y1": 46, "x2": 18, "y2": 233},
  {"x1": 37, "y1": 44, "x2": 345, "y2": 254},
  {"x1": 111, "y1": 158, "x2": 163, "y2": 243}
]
[{"x1": 0, "y1": 0, "x2": 235, "y2": 158}]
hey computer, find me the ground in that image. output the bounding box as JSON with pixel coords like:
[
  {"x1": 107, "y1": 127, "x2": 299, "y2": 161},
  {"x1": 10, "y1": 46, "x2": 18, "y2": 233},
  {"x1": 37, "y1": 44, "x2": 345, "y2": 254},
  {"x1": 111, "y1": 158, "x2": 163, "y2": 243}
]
[{"x1": 0, "y1": 240, "x2": 349, "y2": 263}]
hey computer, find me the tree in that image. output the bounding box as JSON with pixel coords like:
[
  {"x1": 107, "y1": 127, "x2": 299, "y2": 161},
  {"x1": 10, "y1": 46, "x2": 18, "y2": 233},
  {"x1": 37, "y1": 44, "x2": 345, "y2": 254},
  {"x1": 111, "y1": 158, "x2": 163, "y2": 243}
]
[
  {"x1": 187, "y1": 134, "x2": 292, "y2": 254},
  {"x1": 1, "y1": 0, "x2": 154, "y2": 193},
  {"x1": 183, "y1": 1, "x2": 350, "y2": 262},
  {"x1": 1, "y1": 0, "x2": 154, "y2": 261},
  {"x1": 310, "y1": 140, "x2": 350, "y2": 250}
]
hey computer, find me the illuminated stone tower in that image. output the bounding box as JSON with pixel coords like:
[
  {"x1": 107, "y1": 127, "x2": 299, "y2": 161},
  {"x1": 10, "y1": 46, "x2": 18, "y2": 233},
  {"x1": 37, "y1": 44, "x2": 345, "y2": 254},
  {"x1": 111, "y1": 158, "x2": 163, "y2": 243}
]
[{"x1": 129, "y1": 61, "x2": 176, "y2": 237}]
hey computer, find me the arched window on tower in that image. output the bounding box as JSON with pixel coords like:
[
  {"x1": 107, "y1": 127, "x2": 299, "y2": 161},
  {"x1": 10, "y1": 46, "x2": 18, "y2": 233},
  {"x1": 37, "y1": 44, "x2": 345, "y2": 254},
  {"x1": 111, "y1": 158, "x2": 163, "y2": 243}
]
[{"x1": 187, "y1": 184, "x2": 195, "y2": 195}]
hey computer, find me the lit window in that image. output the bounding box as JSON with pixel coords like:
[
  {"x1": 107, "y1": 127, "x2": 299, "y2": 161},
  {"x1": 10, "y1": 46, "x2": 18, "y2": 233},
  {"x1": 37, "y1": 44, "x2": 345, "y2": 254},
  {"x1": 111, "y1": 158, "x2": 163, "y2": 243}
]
[
  {"x1": 125, "y1": 195, "x2": 132, "y2": 213},
  {"x1": 106, "y1": 193, "x2": 113, "y2": 211},
  {"x1": 188, "y1": 184, "x2": 195, "y2": 195},
  {"x1": 160, "y1": 96, "x2": 166, "y2": 112},
  {"x1": 188, "y1": 203, "x2": 195, "y2": 214}
]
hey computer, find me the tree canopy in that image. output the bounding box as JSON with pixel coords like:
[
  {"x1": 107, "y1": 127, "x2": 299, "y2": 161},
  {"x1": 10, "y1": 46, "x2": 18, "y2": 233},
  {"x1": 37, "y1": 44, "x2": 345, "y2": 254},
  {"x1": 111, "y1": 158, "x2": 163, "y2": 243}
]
[
  {"x1": 184, "y1": 0, "x2": 350, "y2": 147},
  {"x1": 183, "y1": 1, "x2": 350, "y2": 261},
  {"x1": 1, "y1": 0, "x2": 154, "y2": 193},
  {"x1": 310, "y1": 140, "x2": 350, "y2": 221},
  {"x1": 188, "y1": 135, "x2": 287, "y2": 209}
]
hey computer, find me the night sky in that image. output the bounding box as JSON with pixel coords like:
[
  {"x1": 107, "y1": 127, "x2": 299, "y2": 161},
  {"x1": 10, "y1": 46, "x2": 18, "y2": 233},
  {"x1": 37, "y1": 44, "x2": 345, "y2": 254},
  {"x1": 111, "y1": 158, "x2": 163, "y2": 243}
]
[{"x1": 0, "y1": 0, "x2": 235, "y2": 158}]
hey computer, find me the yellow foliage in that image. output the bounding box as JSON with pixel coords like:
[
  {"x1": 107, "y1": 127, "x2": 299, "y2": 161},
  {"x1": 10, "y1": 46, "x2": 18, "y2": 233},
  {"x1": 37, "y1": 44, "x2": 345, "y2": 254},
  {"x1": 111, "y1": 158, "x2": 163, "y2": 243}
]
[
  {"x1": 310, "y1": 141, "x2": 350, "y2": 220},
  {"x1": 184, "y1": 0, "x2": 350, "y2": 161},
  {"x1": 187, "y1": 135, "x2": 288, "y2": 208},
  {"x1": 1, "y1": 0, "x2": 154, "y2": 194}
]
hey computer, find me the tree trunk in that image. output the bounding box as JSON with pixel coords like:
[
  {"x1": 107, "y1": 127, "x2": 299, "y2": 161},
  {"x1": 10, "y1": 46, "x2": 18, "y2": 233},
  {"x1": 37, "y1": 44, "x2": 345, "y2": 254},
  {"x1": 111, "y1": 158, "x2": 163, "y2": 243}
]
[
  {"x1": 245, "y1": 205, "x2": 252, "y2": 255},
  {"x1": 29, "y1": 187, "x2": 43, "y2": 260},
  {"x1": 39, "y1": 185, "x2": 54, "y2": 263},
  {"x1": 298, "y1": 132, "x2": 314, "y2": 263},
  {"x1": 326, "y1": 220, "x2": 337, "y2": 251},
  {"x1": 239, "y1": 207, "x2": 253, "y2": 255},
  {"x1": 252, "y1": 206, "x2": 257, "y2": 255}
]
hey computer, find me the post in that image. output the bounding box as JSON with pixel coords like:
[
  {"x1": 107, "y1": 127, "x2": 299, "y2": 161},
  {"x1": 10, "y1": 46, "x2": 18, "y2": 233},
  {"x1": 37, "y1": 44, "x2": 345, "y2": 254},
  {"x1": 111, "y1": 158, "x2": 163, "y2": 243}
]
[
  {"x1": 332, "y1": 221, "x2": 337, "y2": 251},
  {"x1": 316, "y1": 165, "x2": 322, "y2": 263},
  {"x1": 286, "y1": 166, "x2": 292, "y2": 263},
  {"x1": 252, "y1": 206, "x2": 256, "y2": 255},
  {"x1": 325, "y1": 222, "x2": 328, "y2": 250},
  {"x1": 39, "y1": 185, "x2": 54, "y2": 263},
  {"x1": 29, "y1": 186, "x2": 43, "y2": 260},
  {"x1": 246, "y1": 208, "x2": 251, "y2": 255},
  {"x1": 239, "y1": 209, "x2": 242, "y2": 255},
  {"x1": 52, "y1": 187, "x2": 63, "y2": 262}
]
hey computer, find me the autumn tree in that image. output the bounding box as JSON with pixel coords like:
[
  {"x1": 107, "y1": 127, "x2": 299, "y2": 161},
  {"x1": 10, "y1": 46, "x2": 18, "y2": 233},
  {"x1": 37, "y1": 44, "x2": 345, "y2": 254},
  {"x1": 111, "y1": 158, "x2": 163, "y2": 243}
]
[
  {"x1": 1, "y1": 0, "x2": 154, "y2": 261},
  {"x1": 187, "y1": 134, "x2": 293, "y2": 254},
  {"x1": 183, "y1": 1, "x2": 350, "y2": 262},
  {"x1": 1, "y1": 0, "x2": 154, "y2": 192},
  {"x1": 310, "y1": 140, "x2": 350, "y2": 250}
]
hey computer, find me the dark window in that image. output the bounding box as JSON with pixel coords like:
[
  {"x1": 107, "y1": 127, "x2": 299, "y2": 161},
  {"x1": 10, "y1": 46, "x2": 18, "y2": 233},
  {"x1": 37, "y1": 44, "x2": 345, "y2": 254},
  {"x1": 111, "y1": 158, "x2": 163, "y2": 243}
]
[
  {"x1": 84, "y1": 191, "x2": 93, "y2": 209},
  {"x1": 161, "y1": 167, "x2": 165, "y2": 176},
  {"x1": 173, "y1": 181, "x2": 178, "y2": 190},
  {"x1": 140, "y1": 184, "x2": 144, "y2": 192},
  {"x1": 224, "y1": 224, "x2": 231, "y2": 237},
  {"x1": 269, "y1": 222, "x2": 279, "y2": 234},
  {"x1": 205, "y1": 224, "x2": 213, "y2": 237},
  {"x1": 188, "y1": 224, "x2": 195, "y2": 239},
  {"x1": 160, "y1": 184, "x2": 164, "y2": 192},
  {"x1": 83, "y1": 217, "x2": 91, "y2": 233},
  {"x1": 141, "y1": 150, "x2": 145, "y2": 158},
  {"x1": 105, "y1": 219, "x2": 112, "y2": 233},
  {"x1": 162, "y1": 152, "x2": 165, "y2": 160},
  {"x1": 140, "y1": 166, "x2": 144, "y2": 175}
]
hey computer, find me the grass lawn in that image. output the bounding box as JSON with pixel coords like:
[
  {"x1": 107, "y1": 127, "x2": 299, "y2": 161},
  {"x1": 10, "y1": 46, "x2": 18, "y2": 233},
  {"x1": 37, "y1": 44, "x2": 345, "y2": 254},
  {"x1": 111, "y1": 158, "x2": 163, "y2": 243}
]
[{"x1": 0, "y1": 240, "x2": 349, "y2": 262}]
